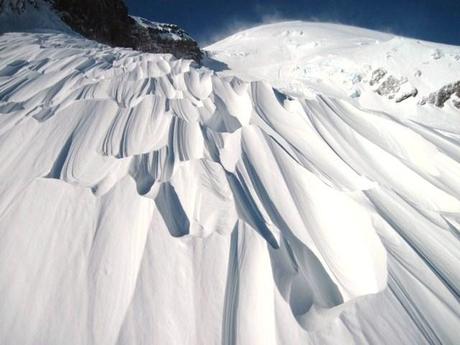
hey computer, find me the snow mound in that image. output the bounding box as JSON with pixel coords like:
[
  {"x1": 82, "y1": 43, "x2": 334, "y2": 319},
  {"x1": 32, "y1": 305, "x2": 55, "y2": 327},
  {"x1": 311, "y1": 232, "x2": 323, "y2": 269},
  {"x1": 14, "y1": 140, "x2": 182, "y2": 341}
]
[
  {"x1": 0, "y1": 24, "x2": 459, "y2": 345},
  {"x1": 207, "y1": 21, "x2": 460, "y2": 114}
]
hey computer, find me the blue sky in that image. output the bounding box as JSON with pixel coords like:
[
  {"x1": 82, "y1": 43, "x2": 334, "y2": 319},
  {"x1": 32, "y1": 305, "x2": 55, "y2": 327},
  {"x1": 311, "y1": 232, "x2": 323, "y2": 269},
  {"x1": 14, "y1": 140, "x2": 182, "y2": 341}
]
[{"x1": 125, "y1": 0, "x2": 460, "y2": 46}]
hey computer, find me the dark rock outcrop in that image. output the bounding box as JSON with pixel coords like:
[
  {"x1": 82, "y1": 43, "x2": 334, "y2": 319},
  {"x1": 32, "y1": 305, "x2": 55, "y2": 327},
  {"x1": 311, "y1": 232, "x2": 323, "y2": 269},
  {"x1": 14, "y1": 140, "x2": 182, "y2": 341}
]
[
  {"x1": 420, "y1": 81, "x2": 460, "y2": 108},
  {"x1": 0, "y1": 0, "x2": 202, "y2": 62},
  {"x1": 129, "y1": 16, "x2": 203, "y2": 62},
  {"x1": 369, "y1": 68, "x2": 418, "y2": 103},
  {"x1": 0, "y1": 0, "x2": 39, "y2": 13}
]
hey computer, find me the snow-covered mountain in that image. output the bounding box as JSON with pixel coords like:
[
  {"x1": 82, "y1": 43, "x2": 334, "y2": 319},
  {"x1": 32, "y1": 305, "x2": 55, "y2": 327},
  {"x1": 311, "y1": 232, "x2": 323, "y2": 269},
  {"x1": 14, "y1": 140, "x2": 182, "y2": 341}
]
[
  {"x1": 207, "y1": 21, "x2": 460, "y2": 114},
  {"x1": 0, "y1": 11, "x2": 459, "y2": 345}
]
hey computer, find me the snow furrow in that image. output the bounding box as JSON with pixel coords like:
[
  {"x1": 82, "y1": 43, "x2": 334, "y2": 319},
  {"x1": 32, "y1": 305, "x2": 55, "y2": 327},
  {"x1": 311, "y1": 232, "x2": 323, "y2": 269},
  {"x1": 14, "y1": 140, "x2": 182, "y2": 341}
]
[{"x1": 0, "y1": 29, "x2": 459, "y2": 345}]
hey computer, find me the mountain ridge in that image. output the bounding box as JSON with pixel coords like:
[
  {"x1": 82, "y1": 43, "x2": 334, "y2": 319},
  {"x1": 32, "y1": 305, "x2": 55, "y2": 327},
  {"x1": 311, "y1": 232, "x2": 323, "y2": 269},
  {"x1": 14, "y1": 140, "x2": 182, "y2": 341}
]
[
  {"x1": 206, "y1": 21, "x2": 460, "y2": 113},
  {"x1": 0, "y1": 0, "x2": 203, "y2": 61}
]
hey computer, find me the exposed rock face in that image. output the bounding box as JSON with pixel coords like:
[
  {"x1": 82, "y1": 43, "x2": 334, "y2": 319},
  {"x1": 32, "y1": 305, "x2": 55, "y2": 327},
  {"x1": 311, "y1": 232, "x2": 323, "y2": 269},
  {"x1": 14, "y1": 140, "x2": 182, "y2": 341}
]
[
  {"x1": 369, "y1": 68, "x2": 387, "y2": 86},
  {"x1": 53, "y1": 0, "x2": 134, "y2": 47},
  {"x1": 369, "y1": 68, "x2": 418, "y2": 103},
  {"x1": 0, "y1": 0, "x2": 203, "y2": 62},
  {"x1": 420, "y1": 81, "x2": 460, "y2": 108},
  {"x1": 0, "y1": 0, "x2": 38, "y2": 13},
  {"x1": 130, "y1": 16, "x2": 203, "y2": 62}
]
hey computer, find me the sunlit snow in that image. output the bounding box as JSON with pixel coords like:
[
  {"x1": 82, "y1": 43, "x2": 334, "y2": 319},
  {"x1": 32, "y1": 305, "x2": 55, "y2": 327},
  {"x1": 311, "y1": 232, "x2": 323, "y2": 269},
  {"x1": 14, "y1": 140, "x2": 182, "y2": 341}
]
[{"x1": 0, "y1": 20, "x2": 459, "y2": 345}]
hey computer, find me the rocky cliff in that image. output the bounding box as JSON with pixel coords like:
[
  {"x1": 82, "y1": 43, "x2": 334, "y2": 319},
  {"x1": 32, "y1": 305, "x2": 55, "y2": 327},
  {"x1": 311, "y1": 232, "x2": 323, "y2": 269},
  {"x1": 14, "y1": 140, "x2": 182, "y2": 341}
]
[{"x1": 0, "y1": 0, "x2": 202, "y2": 62}]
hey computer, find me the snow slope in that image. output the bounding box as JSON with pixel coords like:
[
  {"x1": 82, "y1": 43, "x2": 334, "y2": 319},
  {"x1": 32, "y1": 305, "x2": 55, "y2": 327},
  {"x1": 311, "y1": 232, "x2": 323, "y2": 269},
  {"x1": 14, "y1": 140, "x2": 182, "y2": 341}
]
[
  {"x1": 0, "y1": 0, "x2": 71, "y2": 33},
  {"x1": 0, "y1": 22, "x2": 459, "y2": 345},
  {"x1": 207, "y1": 21, "x2": 460, "y2": 116}
]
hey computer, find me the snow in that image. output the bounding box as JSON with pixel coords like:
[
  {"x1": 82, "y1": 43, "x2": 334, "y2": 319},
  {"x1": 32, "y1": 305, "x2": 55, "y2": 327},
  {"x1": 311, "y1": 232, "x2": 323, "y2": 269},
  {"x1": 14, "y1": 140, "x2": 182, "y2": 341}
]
[
  {"x1": 0, "y1": 20, "x2": 459, "y2": 345},
  {"x1": 206, "y1": 21, "x2": 460, "y2": 114},
  {"x1": 0, "y1": 0, "x2": 72, "y2": 34}
]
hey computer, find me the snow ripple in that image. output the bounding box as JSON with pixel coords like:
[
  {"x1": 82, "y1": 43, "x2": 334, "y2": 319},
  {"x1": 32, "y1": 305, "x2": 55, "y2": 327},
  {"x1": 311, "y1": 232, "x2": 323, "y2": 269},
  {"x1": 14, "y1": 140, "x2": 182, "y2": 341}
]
[{"x1": 0, "y1": 32, "x2": 459, "y2": 345}]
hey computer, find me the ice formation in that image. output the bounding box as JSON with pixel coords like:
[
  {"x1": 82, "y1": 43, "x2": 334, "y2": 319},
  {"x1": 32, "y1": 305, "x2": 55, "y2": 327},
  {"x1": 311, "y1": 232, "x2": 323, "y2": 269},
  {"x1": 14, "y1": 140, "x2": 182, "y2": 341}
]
[{"x1": 0, "y1": 21, "x2": 459, "y2": 345}]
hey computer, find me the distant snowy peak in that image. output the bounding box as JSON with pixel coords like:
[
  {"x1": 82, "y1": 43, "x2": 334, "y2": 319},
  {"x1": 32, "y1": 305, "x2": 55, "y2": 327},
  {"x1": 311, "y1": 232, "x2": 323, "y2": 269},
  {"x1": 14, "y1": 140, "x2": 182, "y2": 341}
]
[
  {"x1": 0, "y1": 0, "x2": 203, "y2": 61},
  {"x1": 207, "y1": 21, "x2": 460, "y2": 113}
]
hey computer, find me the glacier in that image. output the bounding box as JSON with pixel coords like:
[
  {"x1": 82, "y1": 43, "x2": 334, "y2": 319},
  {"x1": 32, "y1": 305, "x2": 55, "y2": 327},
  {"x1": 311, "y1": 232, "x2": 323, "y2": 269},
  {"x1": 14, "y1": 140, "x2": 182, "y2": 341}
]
[{"x1": 0, "y1": 21, "x2": 459, "y2": 345}]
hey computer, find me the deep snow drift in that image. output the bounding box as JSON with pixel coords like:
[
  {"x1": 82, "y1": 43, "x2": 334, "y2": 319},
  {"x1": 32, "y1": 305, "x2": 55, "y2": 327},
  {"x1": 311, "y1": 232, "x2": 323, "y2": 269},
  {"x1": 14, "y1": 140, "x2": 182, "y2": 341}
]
[{"x1": 0, "y1": 21, "x2": 459, "y2": 345}]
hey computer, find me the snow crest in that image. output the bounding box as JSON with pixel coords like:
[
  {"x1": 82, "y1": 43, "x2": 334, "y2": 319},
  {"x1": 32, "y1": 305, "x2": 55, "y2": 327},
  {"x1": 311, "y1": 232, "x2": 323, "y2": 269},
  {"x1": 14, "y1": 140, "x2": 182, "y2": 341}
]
[{"x1": 0, "y1": 28, "x2": 459, "y2": 345}]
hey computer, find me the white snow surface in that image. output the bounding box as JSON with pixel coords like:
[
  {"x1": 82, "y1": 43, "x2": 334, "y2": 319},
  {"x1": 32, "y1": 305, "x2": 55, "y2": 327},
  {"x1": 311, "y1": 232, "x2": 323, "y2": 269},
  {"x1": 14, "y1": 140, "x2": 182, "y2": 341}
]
[
  {"x1": 0, "y1": 22, "x2": 459, "y2": 345},
  {"x1": 207, "y1": 21, "x2": 460, "y2": 116},
  {"x1": 0, "y1": 0, "x2": 72, "y2": 34}
]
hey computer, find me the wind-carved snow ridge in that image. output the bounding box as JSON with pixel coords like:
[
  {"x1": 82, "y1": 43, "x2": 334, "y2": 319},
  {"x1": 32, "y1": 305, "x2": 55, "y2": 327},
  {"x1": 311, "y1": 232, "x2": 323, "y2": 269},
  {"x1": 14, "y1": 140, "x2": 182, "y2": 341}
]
[{"x1": 0, "y1": 29, "x2": 459, "y2": 345}]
